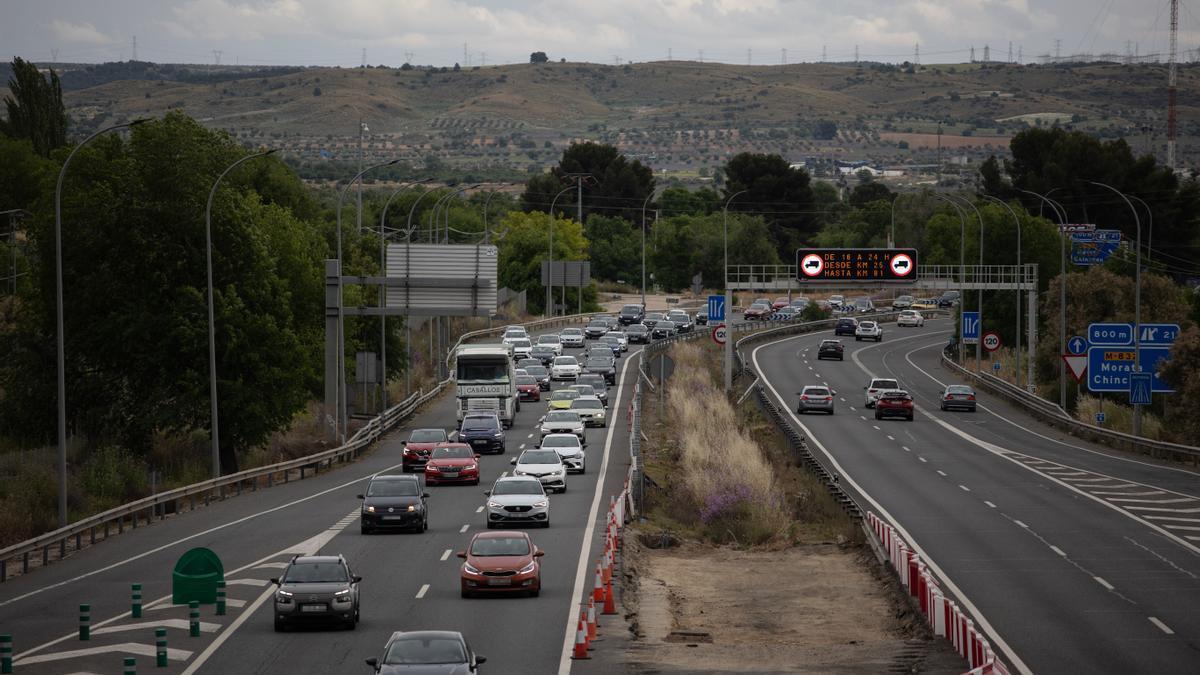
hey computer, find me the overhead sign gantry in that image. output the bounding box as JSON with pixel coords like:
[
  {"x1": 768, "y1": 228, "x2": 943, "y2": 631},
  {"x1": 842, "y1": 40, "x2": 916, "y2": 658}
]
[{"x1": 795, "y1": 248, "x2": 918, "y2": 283}]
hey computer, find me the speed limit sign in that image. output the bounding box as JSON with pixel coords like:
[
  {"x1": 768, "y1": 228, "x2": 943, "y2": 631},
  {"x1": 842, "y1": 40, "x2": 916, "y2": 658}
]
[
  {"x1": 712, "y1": 323, "x2": 727, "y2": 345},
  {"x1": 982, "y1": 331, "x2": 1002, "y2": 352}
]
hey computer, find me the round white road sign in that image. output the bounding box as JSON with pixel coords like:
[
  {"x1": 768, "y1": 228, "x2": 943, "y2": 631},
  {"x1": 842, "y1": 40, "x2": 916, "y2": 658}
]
[
  {"x1": 889, "y1": 253, "x2": 914, "y2": 277},
  {"x1": 712, "y1": 323, "x2": 727, "y2": 345},
  {"x1": 982, "y1": 331, "x2": 1002, "y2": 352},
  {"x1": 800, "y1": 253, "x2": 824, "y2": 277}
]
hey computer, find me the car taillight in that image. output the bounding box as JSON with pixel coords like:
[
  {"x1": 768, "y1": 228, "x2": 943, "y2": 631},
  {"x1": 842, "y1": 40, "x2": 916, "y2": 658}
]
[
  {"x1": 967, "y1": 395, "x2": 975, "y2": 400},
  {"x1": 945, "y1": 395, "x2": 953, "y2": 400},
  {"x1": 825, "y1": 396, "x2": 832, "y2": 401},
  {"x1": 800, "y1": 395, "x2": 809, "y2": 400}
]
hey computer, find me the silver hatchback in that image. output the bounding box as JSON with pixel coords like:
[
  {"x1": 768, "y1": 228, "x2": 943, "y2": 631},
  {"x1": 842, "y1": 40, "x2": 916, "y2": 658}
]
[{"x1": 797, "y1": 385, "x2": 836, "y2": 414}]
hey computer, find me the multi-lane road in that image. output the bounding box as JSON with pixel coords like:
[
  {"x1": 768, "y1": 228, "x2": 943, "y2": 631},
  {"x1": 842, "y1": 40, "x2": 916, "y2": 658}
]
[
  {"x1": 751, "y1": 316, "x2": 1200, "y2": 674},
  {"x1": 0, "y1": 325, "x2": 643, "y2": 674}
]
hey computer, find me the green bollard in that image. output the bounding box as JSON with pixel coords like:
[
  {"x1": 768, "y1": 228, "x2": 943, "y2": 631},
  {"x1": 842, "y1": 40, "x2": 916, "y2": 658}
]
[
  {"x1": 1, "y1": 633, "x2": 13, "y2": 674},
  {"x1": 188, "y1": 601, "x2": 199, "y2": 637},
  {"x1": 215, "y1": 581, "x2": 226, "y2": 616},
  {"x1": 131, "y1": 583, "x2": 143, "y2": 618},
  {"x1": 155, "y1": 627, "x2": 167, "y2": 667},
  {"x1": 79, "y1": 603, "x2": 90, "y2": 641},
  {"x1": 124, "y1": 656, "x2": 136, "y2": 674}
]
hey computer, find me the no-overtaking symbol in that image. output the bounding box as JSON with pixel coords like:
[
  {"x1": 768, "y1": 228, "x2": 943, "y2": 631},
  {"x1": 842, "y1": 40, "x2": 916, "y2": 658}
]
[
  {"x1": 889, "y1": 253, "x2": 914, "y2": 277},
  {"x1": 801, "y1": 253, "x2": 824, "y2": 277}
]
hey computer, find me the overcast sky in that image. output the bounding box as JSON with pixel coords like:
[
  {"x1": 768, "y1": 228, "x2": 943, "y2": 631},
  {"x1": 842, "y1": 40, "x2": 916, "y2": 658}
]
[{"x1": 2, "y1": 0, "x2": 1196, "y2": 68}]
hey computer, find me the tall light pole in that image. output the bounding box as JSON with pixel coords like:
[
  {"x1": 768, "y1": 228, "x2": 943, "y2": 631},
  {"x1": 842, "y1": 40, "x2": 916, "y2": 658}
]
[
  {"x1": 546, "y1": 186, "x2": 573, "y2": 318},
  {"x1": 934, "y1": 194, "x2": 967, "y2": 365},
  {"x1": 54, "y1": 117, "x2": 150, "y2": 527},
  {"x1": 335, "y1": 159, "x2": 399, "y2": 441},
  {"x1": 1018, "y1": 188, "x2": 1069, "y2": 407},
  {"x1": 204, "y1": 148, "x2": 276, "y2": 478},
  {"x1": 482, "y1": 190, "x2": 499, "y2": 243},
  {"x1": 441, "y1": 184, "x2": 481, "y2": 243},
  {"x1": 948, "y1": 194, "x2": 985, "y2": 372},
  {"x1": 722, "y1": 189, "x2": 750, "y2": 284},
  {"x1": 1087, "y1": 180, "x2": 1143, "y2": 436},
  {"x1": 982, "y1": 195, "x2": 1024, "y2": 388},
  {"x1": 378, "y1": 178, "x2": 430, "y2": 412},
  {"x1": 640, "y1": 191, "x2": 656, "y2": 308},
  {"x1": 723, "y1": 188, "x2": 749, "y2": 393},
  {"x1": 1128, "y1": 194, "x2": 1154, "y2": 267}
]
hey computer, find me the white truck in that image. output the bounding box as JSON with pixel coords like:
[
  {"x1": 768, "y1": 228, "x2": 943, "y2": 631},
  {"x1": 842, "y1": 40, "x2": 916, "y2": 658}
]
[{"x1": 454, "y1": 344, "x2": 518, "y2": 428}]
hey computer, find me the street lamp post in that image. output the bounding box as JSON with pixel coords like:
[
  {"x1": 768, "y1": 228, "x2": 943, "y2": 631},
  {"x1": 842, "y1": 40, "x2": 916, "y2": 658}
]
[
  {"x1": 441, "y1": 184, "x2": 481, "y2": 243},
  {"x1": 1087, "y1": 181, "x2": 1143, "y2": 436},
  {"x1": 1128, "y1": 195, "x2": 1153, "y2": 266},
  {"x1": 947, "y1": 195, "x2": 985, "y2": 372},
  {"x1": 981, "y1": 195, "x2": 1024, "y2": 389},
  {"x1": 722, "y1": 189, "x2": 749, "y2": 393},
  {"x1": 934, "y1": 195, "x2": 967, "y2": 365},
  {"x1": 640, "y1": 191, "x2": 656, "y2": 309},
  {"x1": 1018, "y1": 188, "x2": 1069, "y2": 407},
  {"x1": 546, "y1": 186, "x2": 573, "y2": 318},
  {"x1": 204, "y1": 148, "x2": 276, "y2": 478},
  {"x1": 54, "y1": 118, "x2": 150, "y2": 527},
  {"x1": 378, "y1": 179, "x2": 431, "y2": 412}
]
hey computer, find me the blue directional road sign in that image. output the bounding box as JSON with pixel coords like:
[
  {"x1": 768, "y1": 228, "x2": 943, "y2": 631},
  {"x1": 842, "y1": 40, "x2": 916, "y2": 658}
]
[
  {"x1": 1137, "y1": 323, "x2": 1180, "y2": 346},
  {"x1": 1129, "y1": 372, "x2": 1153, "y2": 405},
  {"x1": 707, "y1": 294, "x2": 726, "y2": 322},
  {"x1": 1067, "y1": 335, "x2": 1088, "y2": 355},
  {"x1": 1087, "y1": 346, "x2": 1174, "y2": 393},
  {"x1": 962, "y1": 311, "x2": 980, "y2": 345},
  {"x1": 993, "y1": 362, "x2": 1001, "y2": 372},
  {"x1": 1095, "y1": 412, "x2": 1106, "y2": 424},
  {"x1": 1071, "y1": 230, "x2": 1122, "y2": 266},
  {"x1": 1088, "y1": 323, "x2": 1133, "y2": 346}
]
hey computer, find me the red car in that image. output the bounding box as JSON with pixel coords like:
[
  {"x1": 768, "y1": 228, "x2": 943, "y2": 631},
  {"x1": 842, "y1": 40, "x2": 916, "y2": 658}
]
[
  {"x1": 874, "y1": 390, "x2": 914, "y2": 421},
  {"x1": 403, "y1": 428, "x2": 447, "y2": 472},
  {"x1": 772, "y1": 297, "x2": 790, "y2": 310},
  {"x1": 458, "y1": 530, "x2": 544, "y2": 598},
  {"x1": 424, "y1": 442, "x2": 481, "y2": 485},
  {"x1": 744, "y1": 302, "x2": 773, "y2": 320},
  {"x1": 516, "y1": 374, "x2": 541, "y2": 402}
]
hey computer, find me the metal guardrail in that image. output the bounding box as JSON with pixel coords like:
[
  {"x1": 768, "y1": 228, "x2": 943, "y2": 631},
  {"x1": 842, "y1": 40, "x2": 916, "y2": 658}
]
[{"x1": 940, "y1": 354, "x2": 1200, "y2": 466}]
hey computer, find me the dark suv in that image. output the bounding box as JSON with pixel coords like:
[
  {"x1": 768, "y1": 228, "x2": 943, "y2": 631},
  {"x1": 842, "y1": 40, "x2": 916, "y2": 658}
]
[
  {"x1": 457, "y1": 413, "x2": 506, "y2": 454},
  {"x1": 272, "y1": 555, "x2": 361, "y2": 631},
  {"x1": 618, "y1": 304, "x2": 645, "y2": 325},
  {"x1": 358, "y1": 474, "x2": 429, "y2": 534},
  {"x1": 834, "y1": 317, "x2": 859, "y2": 336}
]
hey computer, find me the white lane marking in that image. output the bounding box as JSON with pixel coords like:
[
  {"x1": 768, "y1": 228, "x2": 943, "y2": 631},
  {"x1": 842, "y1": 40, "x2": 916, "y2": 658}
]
[
  {"x1": 840, "y1": 397, "x2": 846, "y2": 402},
  {"x1": 1145, "y1": 515, "x2": 1200, "y2": 523},
  {"x1": 751, "y1": 325, "x2": 1033, "y2": 675},
  {"x1": 902, "y1": 446, "x2": 911, "y2": 452},
  {"x1": 92, "y1": 618, "x2": 220, "y2": 636},
  {"x1": 253, "y1": 562, "x2": 289, "y2": 570},
  {"x1": 459, "y1": 524, "x2": 470, "y2": 533},
  {"x1": 985, "y1": 501, "x2": 997, "y2": 508},
  {"x1": 519, "y1": 443, "x2": 526, "y2": 450},
  {"x1": 147, "y1": 597, "x2": 246, "y2": 611},
  {"x1": 557, "y1": 345, "x2": 635, "y2": 675},
  {"x1": 860, "y1": 416, "x2": 866, "y2": 421},
  {"x1": 936, "y1": 470, "x2": 947, "y2": 477},
  {"x1": 0, "y1": 461, "x2": 405, "y2": 610},
  {"x1": 849, "y1": 406, "x2": 856, "y2": 411},
  {"x1": 1014, "y1": 520, "x2": 1029, "y2": 529},
  {"x1": 1108, "y1": 497, "x2": 1194, "y2": 504},
  {"x1": 887, "y1": 435, "x2": 895, "y2": 441},
  {"x1": 527, "y1": 433, "x2": 535, "y2": 438},
  {"x1": 919, "y1": 457, "x2": 928, "y2": 463},
  {"x1": 1050, "y1": 546, "x2": 1066, "y2": 556},
  {"x1": 18, "y1": 643, "x2": 193, "y2": 666},
  {"x1": 225, "y1": 578, "x2": 270, "y2": 587},
  {"x1": 475, "y1": 506, "x2": 484, "y2": 513},
  {"x1": 1123, "y1": 506, "x2": 1200, "y2": 513},
  {"x1": 960, "y1": 485, "x2": 971, "y2": 492},
  {"x1": 1162, "y1": 524, "x2": 1200, "y2": 532},
  {"x1": 441, "y1": 549, "x2": 452, "y2": 561},
  {"x1": 415, "y1": 584, "x2": 430, "y2": 599},
  {"x1": 501, "y1": 471, "x2": 508, "y2": 478},
  {"x1": 872, "y1": 425, "x2": 881, "y2": 430},
  {"x1": 1092, "y1": 491, "x2": 1166, "y2": 496},
  {"x1": 1149, "y1": 617, "x2": 1175, "y2": 635},
  {"x1": 1094, "y1": 576, "x2": 1114, "y2": 591}
]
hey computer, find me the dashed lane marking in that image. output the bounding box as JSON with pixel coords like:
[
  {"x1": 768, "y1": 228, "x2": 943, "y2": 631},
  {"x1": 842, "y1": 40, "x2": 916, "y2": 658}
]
[
  {"x1": 919, "y1": 457, "x2": 928, "y2": 463},
  {"x1": 985, "y1": 501, "x2": 997, "y2": 508},
  {"x1": 459, "y1": 524, "x2": 470, "y2": 533},
  {"x1": 959, "y1": 485, "x2": 971, "y2": 492},
  {"x1": 1050, "y1": 546, "x2": 1066, "y2": 556},
  {"x1": 415, "y1": 584, "x2": 430, "y2": 599},
  {"x1": 1094, "y1": 576, "x2": 1114, "y2": 591},
  {"x1": 1014, "y1": 520, "x2": 1029, "y2": 529},
  {"x1": 476, "y1": 506, "x2": 484, "y2": 513},
  {"x1": 1149, "y1": 617, "x2": 1175, "y2": 635},
  {"x1": 16, "y1": 643, "x2": 193, "y2": 666},
  {"x1": 936, "y1": 470, "x2": 947, "y2": 477},
  {"x1": 441, "y1": 549, "x2": 452, "y2": 561}
]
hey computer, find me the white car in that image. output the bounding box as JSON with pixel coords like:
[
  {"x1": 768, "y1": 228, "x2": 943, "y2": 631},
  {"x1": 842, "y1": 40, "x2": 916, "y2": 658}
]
[
  {"x1": 536, "y1": 334, "x2": 564, "y2": 356},
  {"x1": 485, "y1": 476, "x2": 549, "y2": 529},
  {"x1": 502, "y1": 326, "x2": 528, "y2": 340},
  {"x1": 897, "y1": 310, "x2": 925, "y2": 327},
  {"x1": 855, "y1": 320, "x2": 883, "y2": 342},
  {"x1": 864, "y1": 377, "x2": 900, "y2": 408},
  {"x1": 602, "y1": 331, "x2": 628, "y2": 351},
  {"x1": 559, "y1": 328, "x2": 585, "y2": 348},
  {"x1": 508, "y1": 338, "x2": 533, "y2": 360},
  {"x1": 510, "y1": 448, "x2": 567, "y2": 493},
  {"x1": 569, "y1": 396, "x2": 607, "y2": 427},
  {"x1": 551, "y1": 355, "x2": 581, "y2": 380},
  {"x1": 540, "y1": 433, "x2": 586, "y2": 473},
  {"x1": 539, "y1": 410, "x2": 586, "y2": 440}
]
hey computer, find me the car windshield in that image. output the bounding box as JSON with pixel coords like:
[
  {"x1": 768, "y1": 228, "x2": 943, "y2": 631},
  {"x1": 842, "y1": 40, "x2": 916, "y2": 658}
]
[
  {"x1": 384, "y1": 636, "x2": 467, "y2": 665},
  {"x1": 541, "y1": 436, "x2": 579, "y2": 448},
  {"x1": 521, "y1": 450, "x2": 561, "y2": 464},
  {"x1": 578, "y1": 377, "x2": 605, "y2": 389},
  {"x1": 552, "y1": 390, "x2": 579, "y2": 400},
  {"x1": 621, "y1": 305, "x2": 642, "y2": 313},
  {"x1": 586, "y1": 358, "x2": 611, "y2": 368},
  {"x1": 512, "y1": 339, "x2": 531, "y2": 348},
  {"x1": 516, "y1": 375, "x2": 537, "y2": 386},
  {"x1": 628, "y1": 325, "x2": 647, "y2": 332},
  {"x1": 562, "y1": 328, "x2": 582, "y2": 336},
  {"x1": 463, "y1": 418, "x2": 498, "y2": 431},
  {"x1": 646, "y1": 313, "x2": 664, "y2": 320},
  {"x1": 470, "y1": 536, "x2": 531, "y2": 557},
  {"x1": 860, "y1": 322, "x2": 876, "y2": 328},
  {"x1": 409, "y1": 429, "x2": 445, "y2": 443},
  {"x1": 750, "y1": 303, "x2": 768, "y2": 310},
  {"x1": 538, "y1": 335, "x2": 560, "y2": 344},
  {"x1": 871, "y1": 380, "x2": 899, "y2": 389},
  {"x1": 570, "y1": 385, "x2": 595, "y2": 396},
  {"x1": 492, "y1": 480, "x2": 544, "y2": 496},
  {"x1": 553, "y1": 357, "x2": 578, "y2": 366},
  {"x1": 545, "y1": 411, "x2": 580, "y2": 423},
  {"x1": 525, "y1": 366, "x2": 548, "y2": 377},
  {"x1": 503, "y1": 329, "x2": 525, "y2": 337},
  {"x1": 432, "y1": 446, "x2": 473, "y2": 459},
  {"x1": 588, "y1": 320, "x2": 607, "y2": 328},
  {"x1": 831, "y1": 295, "x2": 844, "y2": 301},
  {"x1": 657, "y1": 321, "x2": 675, "y2": 329},
  {"x1": 572, "y1": 399, "x2": 602, "y2": 410},
  {"x1": 947, "y1": 385, "x2": 973, "y2": 394},
  {"x1": 821, "y1": 340, "x2": 839, "y2": 346},
  {"x1": 805, "y1": 388, "x2": 830, "y2": 396},
  {"x1": 367, "y1": 480, "x2": 419, "y2": 497},
  {"x1": 283, "y1": 562, "x2": 348, "y2": 583}
]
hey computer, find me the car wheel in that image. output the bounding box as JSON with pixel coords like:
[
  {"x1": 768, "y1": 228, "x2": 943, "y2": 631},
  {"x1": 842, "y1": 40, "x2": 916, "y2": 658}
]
[
  {"x1": 940, "y1": 404, "x2": 946, "y2": 411},
  {"x1": 529, "y1": 586, "x2": 540, "y2": 598},
  {"x1": 461, "y1": 588, "x2": 472, "y2": 599},
  {"x1": 541, "y1": 520, "x2": 551, "y2": 528},
  {"x1": 579, "y1": 463, "x2": 586, "y2": 474},
  {"x1": 355, "y1": 606, "x2": 361, "y2": 624},
  {"x1": 516, "y1": 401, "x2": 521, "y2": 413},
  {"x1": 829, "y1": 408, "x2": 835, "y2": 415},
  {"x1": 559, "y1": 485, "x2": 567, "y2": 494},
  {"x1": 274, "y1": 618, "x2": 286, "y2": 632},
  {"x1": 360, "y1": 525, "x2": 371, "y2": 535},
  {"x1": 874, "y1": 412, "x2": 882, "y2": 420},
  {"x1": 855, "y1": 336, "x2": 861, "y2": 341},
  {"x1": 486, "y1": 521, "x2": 496, "y2": 529},
  {"x1": 907, "y1": 414, "x2": 914, "y2": 421}
]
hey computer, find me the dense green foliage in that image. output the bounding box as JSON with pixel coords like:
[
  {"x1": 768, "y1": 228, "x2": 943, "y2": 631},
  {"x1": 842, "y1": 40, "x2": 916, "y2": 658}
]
[
  {"x1": 722, "y1": 152, "x2": 817, "y2": 261},
  {"x1": 1, "y1": 57, "x2": 68, "y2": 157},
  {"x1": 522, "y1": 142, "x2": 655, "y2": 222}
]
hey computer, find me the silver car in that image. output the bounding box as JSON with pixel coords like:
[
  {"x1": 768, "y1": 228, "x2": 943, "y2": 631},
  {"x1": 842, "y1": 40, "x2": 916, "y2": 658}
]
[
  {"x1": 570, "y1": 396, "x2": 607, "y2": 427},
  {"x1": 540, "y1": 433, "x2": 586, "y2": 473},
  {"x1": 509, "y1": 448, "x2": 567, "y2": 493},
  {"x1": 540, "y1": 410, "x2": 586, "y2": 440},
  {"x1": 797, "y1": 385, "x2": 836, "y2": 414},
  {"x1": 559, "y1": 327, "x2": 586, "y2": 348},
  {"x1": 485, "y1": 476, "x2": 550, "y2": 528},
  {"x1": 271, "y1": 555, "x2": 361, "y2": 631}
]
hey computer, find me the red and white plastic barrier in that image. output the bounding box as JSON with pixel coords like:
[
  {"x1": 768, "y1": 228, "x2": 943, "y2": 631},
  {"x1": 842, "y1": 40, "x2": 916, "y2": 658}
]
[{"x1": 866, "y1": 512, "x2": 1009, "y2": 675}]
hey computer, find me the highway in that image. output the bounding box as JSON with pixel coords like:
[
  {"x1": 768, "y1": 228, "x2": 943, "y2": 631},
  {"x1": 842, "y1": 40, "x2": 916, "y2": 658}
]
[
  {"x1": 751, "y1": 316, "x2": 1200, "y2": 674},
  {"x1": 0, "y1": 325, "x2": 642, "y2": 674}
]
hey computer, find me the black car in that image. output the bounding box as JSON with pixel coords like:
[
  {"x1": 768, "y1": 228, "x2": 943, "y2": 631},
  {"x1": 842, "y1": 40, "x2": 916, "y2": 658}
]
[
  {"x1": 523, "y1": 365, "x2": 551, "y2": 391},
  {"x1": 625, "y1": 324, "x2": 650, "y2": 344},
  {"x1": 618, "y1": 304, "x2": 645, "y2": 325},
  {"x1": 666, "y1": 311, "x2": 693, "y2": 333},
  {"x1": 834, "y1": 317, "x2": 859, "y2": 336},
  {"x1": 643, "y1": 312, "x2": 665, "y2": 329},
  {"x1": 651, "y1": 320, "x2": 677, "y2": 339},
  {"x1": 938, "y1": 290, "x2": 960, "y2": 309},
  {"x1": 694, "y1": 310, "x2": 708, "y2": 326},
  {"x1": 516, "y1": 358, "x2": 542, "y2": 371},
  {"x1": 577, "y1": 374, "x2": 609, "y2": 406},
  {"x1": 583, "y1": 356, "x2": 617, "y2": 385},
  {"x1": 817, "y1": 339, "x2": 844, "y2": 361},
  {"x1": 529, "y1": 345, "x2": 556, "y2": 366},
  {"x1": 272, "y1": 555, "x2": 361, "y2": 631},
  {"x1": 458, "y1": 414, "x2": 506, "y2": 454},
  {"x1": 366, "y1": 630, "x2": 485, "y2": 674},
  {"x1": 584, "y1": 319, "x2": 609, "y2": 339},
  {"x1": 359, "y1": 475, "x2": 429, "y2": 534}
]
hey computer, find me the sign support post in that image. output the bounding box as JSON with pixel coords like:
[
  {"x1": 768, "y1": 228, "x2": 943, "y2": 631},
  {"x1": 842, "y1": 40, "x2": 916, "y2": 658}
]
[{"x1": 723, "y1": 289, "x2": 732, "y2": 392}]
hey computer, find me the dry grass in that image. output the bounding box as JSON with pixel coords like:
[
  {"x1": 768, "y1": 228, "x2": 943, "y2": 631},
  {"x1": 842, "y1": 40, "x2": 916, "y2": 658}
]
[{"x1": 1073, "y1": 394, "x2": 1165, "y2": 440}]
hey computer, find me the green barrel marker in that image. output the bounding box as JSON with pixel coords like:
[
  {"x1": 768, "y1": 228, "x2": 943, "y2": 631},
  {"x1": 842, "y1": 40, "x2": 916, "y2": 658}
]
[
  {"x1": 155, "y1": 627, "x2": 167, "y2": 667},
  {"x1": 215, "y1": 581, "x2": 226, "y2": 616},
  {"x1": 1, "y1": 633, "x2": 13, "y2": 674},
  {"x1": 79, "y1": 604, "x2": 90, "y2": 641},
  {"x1": 188, "y1": 601, "x2": 199, "y2": 637},
  {"x1": 123, "y1": 656, "x2": 136, "y2": 674},
  {"x1": 131, "y1": 583, "x2": 143, "y2": 618}
]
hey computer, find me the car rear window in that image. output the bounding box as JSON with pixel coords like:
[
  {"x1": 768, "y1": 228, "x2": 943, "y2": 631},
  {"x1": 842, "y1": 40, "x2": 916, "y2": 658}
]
[
  {"x1": 872, "y1": 379, "x2": 899, "y2": 389},
  {"x1": 409, "y1": 429, "x2": 446, "y2": 443},
  {"x1": 805, "y1": 388, "x2": 830, "y2": 396}
]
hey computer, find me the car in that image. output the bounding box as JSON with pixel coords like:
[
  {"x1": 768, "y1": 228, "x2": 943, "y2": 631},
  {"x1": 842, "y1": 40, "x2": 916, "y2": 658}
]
[
  {"x1": 853, "y1": 297, "x2": 876, "y2": 313},
  {"x1": 458, "y1": 530, "x2": 544, "y2": 597},
  {"x1": 938, "y1": 290, "x2": 960, "y2": 309},
  {"x1": 458, "y1": 414, "x2": 506, "y2": 454},
  {"x1": 744, "y1": 302, "x2": 772, "y2": 320},
  {"x1": 694, "y1": 310, "x2": 708, "y2": 326},
  {"x1": 891, "y1": 295, "x2": 914, "y2": 310},
  {"x1": 912, "y1": 298, "x2": 939, "y2": 311},
  {"x1": 502, "y1": 326, "x2": 528, "y2": 340},
  {"x1": 584, "y1": 319, "x2": 610, "y2": 339},
  {"x1": 625, "y1": 323, "x2": 651, "y2": 344},
  {"x1": 547, "y1": 388, "x2": 580, "y2": 411},
  {"x1": 539, "y1": 410, "x2": 586, "y2": 440},
  {"x1": 576, "y1": 374, "x2": 609, "y2": 406},
  {"x1": 568, "y1": 383, "x2": 598, "y2": 400},
  {"x1": 523, "y1": 364, "x2": 551, "y2": 391},
  {"x1": 583, "y1": 356, "x2": 617, "y2": 385},
  {"x1": 855, "y1": 320, "x2": 883, "y2": 342},
  {"x1": 508, "y1": 338, "x2": 532, "y2": 360},
  {"x1": 424, "y1": 443, "x2": 481, "y2": 486},
  {"x1": 817, "y1": 339, "x2": 844, "y2": 360},
  {"x1": 540, "y1": 433, "x2": 586, "y2": 473},
  {"x1": 516, "y1": 357, "x2": 542, "y2": 370},
  {"x1": 834, "y1": 317, "x2": 859, "y2": 336},
  {"x1": 797, "y1": 385, "x2": 836, "y2": 414},
  {"x1": 897, "y1": 310, "x2": 925, "y2": 327},
  {"x1": 940, "y1": 384, "x2": 978, "y2": 412},
  {"x1": 665, "y1": 310, "x2": 693, "y2": 332},
  {"x1": 510, "y1": 448, "x2": 567, "y2": 493},
  {"x1": 597, "y1": 335, "x2": 623, "y2": 357},
  {"x1": 772, "y1": 297, "x2": 791, "y2": 310},
  {"x1": 602, "y1": 330, "x2": 629, "y2": 351},
  {"x1": 559, "y1": 327, "x2": 585, "y2": 348},
  {"x1": 515, "y1": 374, "x2": 541, "y2": 402},
  {"x1": 790, "y1": 297, "x2": 811, "y2": 309},
  {"x1": 602, "y1": 315, "x2": 621, "y2": 330},
  {"x1": 651, "y1": 320, "x2": 677, "y2": 339},
  {"x1": 642, "y1": 312, "x2": 665, "y2": 329},
  {"x1": 272, "y1": 554, "x2": 361, "y2": 631},
  {"x1": 771, "y1": 307, "x2": 798, "y2": 321},
  {"x1": 551, "y1": 355, "x2": 581, "y2": 380},
  {"x1": 753, "y1": 297, "x2": 772, "y2": 307},
  {"x1": 536, "y1": 334, "x2": 564, "y2": 356},
  {"x1": 875, "y1": 390, "x2": 914, "y2": 421},
  {"x1": 359, "y1": 474, "x2": 429, "y2": 534},
  {"x1": 365, "y1": 630, "x2": 485, "y2": 674},
  {"x1": 529, "y1": 344, "x2": 557, "y2": 366},
  {"x1": 618, "y1": 304, "x2": 645, "y2": 325},
  {"x1": 588, "y1": 346, "x2": 615, "y2": 361},
  {"x1": 828, "y1": 294, "x2": 845, "y2": 309},
  {"x1": 402, "y1": 428, "x2": 447, "y2": 472},
  {"x1": 864, "y1": 377, "x2": 900, "y2": 408},
  {"x1": 570, "y1": 396, "x2": 607, "y2": 427},
  {"x1": 484, "y1": 476, "x2": 550, "y2": 529}
]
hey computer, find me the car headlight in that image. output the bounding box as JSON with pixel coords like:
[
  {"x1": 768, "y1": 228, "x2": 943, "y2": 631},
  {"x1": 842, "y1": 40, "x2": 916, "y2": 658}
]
[
  {"x1": 553, "y1": 468, "x2": 565, "y2": 476},
  {"x1": 406, "y1": 505, "x2": 416, "y2": 512},
  {"x1": 533, "y1": 500, "x2": 548, "y2": 508},
  {"x1": 487, "y1": 500, "x2": 502, "y2": 508},
  {"x1": 464, "y1": 464, "x2": 477, "y2": 471},
  {"x1": 518, "y1": 561, "x2": 537, "y2": 575},
  {"x1": 464, "y1": 563, "x2": 481, "y2": 575},
  {"x1": 514, "y1": 469, "x2": 527, "y2": 475},
  {"x1": 277, "y1": 589, "x2": 294, "y2": 598},
  {"x1": 364, "y1": 505, "x2": 376, "y2": 513},
  {"x1": 334, "y1": 589, "x2": 351, "y2": 601},
  {"x1": 493, "y1": 432, "x2": 503, "y2": 438}
]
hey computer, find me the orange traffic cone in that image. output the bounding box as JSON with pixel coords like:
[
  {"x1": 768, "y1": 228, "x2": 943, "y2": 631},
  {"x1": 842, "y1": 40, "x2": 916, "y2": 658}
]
[
  {"x1": 603, "y1": 576, "x2": 617, "y2": 615},
  {"x1": 593, "y1": 563, "x2": 605, "y2": 602},
  {"x1": 572, "y1": 619, "x2": 590, "y2": 660},
  {"x1": 586, "y1": 598, "x2": 599, "y2": 640},
  {"x1": 602, "y1": 549, "x2": 612, "y2": 585}
]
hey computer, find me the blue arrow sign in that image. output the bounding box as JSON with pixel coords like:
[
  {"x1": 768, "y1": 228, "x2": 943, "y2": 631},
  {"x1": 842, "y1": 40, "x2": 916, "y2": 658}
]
[
  {"x1": 993, "y1": 362, "x2": 1001, "y2": 372},
  {"x1": 1137, "y1": 323, "x2": 1180, "y2": 346},
  {"x1": 962, "y1": 311, "x2": 980, "y2": 344},
  {"x1": 1087, "y1": 346, "x2": 1174, "y2": 393},
  {"x1": 1088, "y1": 323, "x2": 1133, "y2": 346},
  {"x1": 707, "y1": 294, "x2": 726, "y2": 322},
  {"x1": 1067, "y1": 335, "x2": 1087, "y2": 355},
  {"x1": 1095, "y1": 412, "x2": 1106, "y2": 424},
  {"x1": 1129, "y1": 372, "x2": 1153, "y2": 405}
]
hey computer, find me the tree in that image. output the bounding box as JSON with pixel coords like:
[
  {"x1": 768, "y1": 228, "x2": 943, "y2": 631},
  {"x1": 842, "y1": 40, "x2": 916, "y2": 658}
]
[
  {"x1": 584, "y1": 215, "x2": 640, "y2": 282},
  {"x1": 1159, "y1": 326, "x2": 1200, "y2": 445},
  {"x1": 1, "y1": 57, "x2": 68, "y2": 157},
  {"x1": 722, "y1": 152, "x2": 816, "y2": 261},
  {"x1": 521, "y1": 142, "x2": 654, "y2": 222},
  {"x1": 494, "y1": 210, "x2": 589, "y2": 315},
  {"x1": 848, "y1": 181, "x2": 893, "y2": 208},
  {"x1": 978, "y1": 155, "x2": 1006, "y2": 196},
  {"x1": 658, "y1": 186, "x2": 720, "y2": 216},
  {"x1": 530, "y1": 52, "x2": 549, "y2": 64}
]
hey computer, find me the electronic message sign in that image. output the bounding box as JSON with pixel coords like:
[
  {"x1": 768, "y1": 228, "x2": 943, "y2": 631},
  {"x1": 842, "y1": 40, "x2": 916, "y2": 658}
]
[{"x1": 795, "y1": 248, "x2": 918, "y2": 282}]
